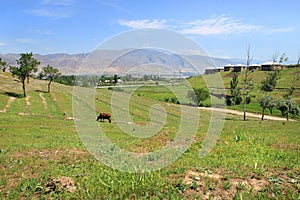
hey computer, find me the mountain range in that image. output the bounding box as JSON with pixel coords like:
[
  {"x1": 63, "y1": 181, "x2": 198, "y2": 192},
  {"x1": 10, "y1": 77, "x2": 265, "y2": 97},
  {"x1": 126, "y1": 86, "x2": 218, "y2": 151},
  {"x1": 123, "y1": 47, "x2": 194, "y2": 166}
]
[{"x1": 0, "y1": 49, "x2": 249, "y2": 75}]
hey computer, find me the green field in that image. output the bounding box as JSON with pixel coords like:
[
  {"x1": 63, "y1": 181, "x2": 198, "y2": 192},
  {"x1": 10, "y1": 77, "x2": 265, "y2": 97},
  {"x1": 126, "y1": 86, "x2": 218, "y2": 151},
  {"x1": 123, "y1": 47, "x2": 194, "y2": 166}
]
[{"x1": 0, "y1": 71, "x2": 299, "y2": 199}]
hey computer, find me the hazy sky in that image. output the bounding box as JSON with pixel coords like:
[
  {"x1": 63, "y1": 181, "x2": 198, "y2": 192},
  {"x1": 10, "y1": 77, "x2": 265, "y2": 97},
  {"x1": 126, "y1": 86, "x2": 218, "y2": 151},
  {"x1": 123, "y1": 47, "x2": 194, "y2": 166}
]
[{"x1": 1, "y1": 0, "x2": 299, "y2": 61}]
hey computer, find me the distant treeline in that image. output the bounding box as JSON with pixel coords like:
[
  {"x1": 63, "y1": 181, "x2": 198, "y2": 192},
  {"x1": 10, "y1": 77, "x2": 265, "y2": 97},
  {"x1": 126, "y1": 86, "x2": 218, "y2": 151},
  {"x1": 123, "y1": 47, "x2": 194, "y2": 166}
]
[
  {"x1": 54, "y1": 75, "x2": 76, "y2": 86},
  {"x1": 54, "y1": 74, "x2": 180, "y2": 87}
]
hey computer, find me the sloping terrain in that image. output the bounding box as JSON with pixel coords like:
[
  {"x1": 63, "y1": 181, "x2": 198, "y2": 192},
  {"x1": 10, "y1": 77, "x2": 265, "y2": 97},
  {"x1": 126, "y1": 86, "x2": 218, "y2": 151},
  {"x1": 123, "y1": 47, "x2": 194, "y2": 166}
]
[{"x1": 0, "y1": 71, "x2": 299, "y2": 199}]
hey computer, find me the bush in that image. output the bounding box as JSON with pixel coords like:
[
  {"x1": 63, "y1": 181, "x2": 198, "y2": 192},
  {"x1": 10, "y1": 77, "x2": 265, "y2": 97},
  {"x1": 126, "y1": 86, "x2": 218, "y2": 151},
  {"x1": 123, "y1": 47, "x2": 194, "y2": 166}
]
[
  {"x1": 164, "y1": 97, "x2": 180, "y2": 104},
  {"x1": 225, "y1": 96, "x2": 243, "y2": 106},
  {"x1": 187, "y1": 88, "x2": 209, "y2": 106}
]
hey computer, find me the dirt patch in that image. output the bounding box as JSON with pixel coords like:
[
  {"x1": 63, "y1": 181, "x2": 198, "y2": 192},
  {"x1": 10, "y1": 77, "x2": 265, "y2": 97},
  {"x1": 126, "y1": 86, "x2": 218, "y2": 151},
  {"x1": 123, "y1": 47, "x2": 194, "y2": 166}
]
[
  {"x1": 13, "y1": 148, "x2": 88, "y2": 161},
  {"x1": 180, "y1": 168, "x2": 299, "y2": 199},
  {"x1": 51, "y1": 93, "x2": 57, "y2": 101},
  {"x1": 39, "y1": 92, "x2": 47, "y2": 109},
  {"x1": 17, "y1": 112, "x2": 54, "y2": 118},
  {"x1": 134, "y1": 121, "x2": 150, "y2": 125},
  {"x1": 0, "y1": 97, "x2": 15, "y2": 113},
  {"x1": 17, "y1": 112, "x2": 31, "y2": 116},
  {"x1": 25, "y1": 96, "x2": 31, "y2": 106},
  {"x1": 45, "y1": 176, "x2": 76, "y2": 193}
]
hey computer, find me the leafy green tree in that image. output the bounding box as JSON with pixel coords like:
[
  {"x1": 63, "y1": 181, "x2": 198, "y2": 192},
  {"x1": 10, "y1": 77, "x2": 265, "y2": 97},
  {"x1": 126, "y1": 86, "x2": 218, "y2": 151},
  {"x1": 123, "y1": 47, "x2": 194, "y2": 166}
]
[
  {"x1": 187, "y1": 88, "x2": 210, "y2": 106},
  {"x1": 229, "y1": 72, "x2": 242, "y2": 106},
  {"x1": 276, "y1": 98, "x2": 288, "y2": 116},
  {"x1": 0, "y1": 57, "x2": 7, "y2": 72},
  {"x1": 9, "y1": 53, "x2": 40, "y2": 97},
  {"x1": 40, "y1": 65, "x2": 61, "y2": 92},
  {"x1": 281, "y1": 60, "x2": 300, "y2": 121},
  {"x1": 259, "y1": 69, "x2": 280, "y2": 120},
  {"x1": 260, "y1": 70, "x2": 280, "y2": 92},
  {"x1": 259, "y1": 95, "x2": 275, "y2": 121},
  {"x1": 55, "y1": 75, "x2": 75, "y2": 86},
  {"x1": 276, "y1": 98, "x2": 299, "y2": 120}
]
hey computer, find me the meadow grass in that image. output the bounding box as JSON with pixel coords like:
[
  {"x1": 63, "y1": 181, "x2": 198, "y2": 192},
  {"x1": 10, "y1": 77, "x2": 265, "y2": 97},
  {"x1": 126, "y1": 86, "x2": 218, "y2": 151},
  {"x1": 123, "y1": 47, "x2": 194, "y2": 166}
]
[{"x1": 0, "y1": 71, "x2": 299, "y2": 199}]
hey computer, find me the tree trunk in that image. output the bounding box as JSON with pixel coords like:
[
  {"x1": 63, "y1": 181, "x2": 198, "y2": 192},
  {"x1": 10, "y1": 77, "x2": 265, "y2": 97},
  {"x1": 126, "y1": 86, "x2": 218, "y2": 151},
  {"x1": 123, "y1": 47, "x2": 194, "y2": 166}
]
[
  {"x1": 261, "y1": 107, "x2": 265, "y2": 121},
  {"x1": 48, "y1": 80, "x2": 52, "y2": 93},
  {"x1": 243, "y1": 97, "x2": 246, "y2": 121},
  {"x1": 22, "y1": 80, "x2": 26, "y2": 97}
]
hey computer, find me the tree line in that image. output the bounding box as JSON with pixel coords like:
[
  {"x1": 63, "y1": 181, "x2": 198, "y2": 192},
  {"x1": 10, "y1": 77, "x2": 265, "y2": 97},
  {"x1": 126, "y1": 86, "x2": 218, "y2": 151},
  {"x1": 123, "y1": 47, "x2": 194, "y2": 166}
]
[{"x1": 1, "y1": 52, "x2": 61, "y2": 97}]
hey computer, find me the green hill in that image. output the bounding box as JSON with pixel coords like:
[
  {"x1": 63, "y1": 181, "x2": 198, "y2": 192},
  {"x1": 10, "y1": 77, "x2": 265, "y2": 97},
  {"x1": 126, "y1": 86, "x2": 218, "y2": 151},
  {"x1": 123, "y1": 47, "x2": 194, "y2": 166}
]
[
  {"x1": 0, "y1": 71, "x2": 299, "y2": 199},
  {"x1": 189, "y1": 68, "x2": 299, "y2": 96},
  {"x1": 188, "y1": 68, "x2": 300, "y2": 115}
]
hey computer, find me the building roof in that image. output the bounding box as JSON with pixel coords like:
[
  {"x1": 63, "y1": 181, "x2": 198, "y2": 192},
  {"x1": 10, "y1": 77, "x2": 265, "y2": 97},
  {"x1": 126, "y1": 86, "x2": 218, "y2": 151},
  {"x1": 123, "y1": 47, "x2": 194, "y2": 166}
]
[
  {"x1": 261, "y1": 61, "x2": 280, "y2": 65},
  {"x1": 235, "y1": 64, "x2": 246, "y2": 67},
  {"x1": 250, "y1": 63, "x2": 261, "y2": 66}
]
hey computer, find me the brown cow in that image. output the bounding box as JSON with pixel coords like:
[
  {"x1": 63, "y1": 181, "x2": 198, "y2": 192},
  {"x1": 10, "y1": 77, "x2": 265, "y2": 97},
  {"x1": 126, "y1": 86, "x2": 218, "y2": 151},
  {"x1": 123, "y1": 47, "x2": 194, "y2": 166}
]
[{"x1": 96, "y1": 113, "x2": 111, "y2": 123}]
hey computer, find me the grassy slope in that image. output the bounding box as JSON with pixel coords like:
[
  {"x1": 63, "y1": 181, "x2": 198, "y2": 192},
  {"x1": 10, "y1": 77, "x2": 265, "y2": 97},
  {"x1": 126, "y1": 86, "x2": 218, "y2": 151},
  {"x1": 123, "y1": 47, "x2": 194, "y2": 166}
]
[
  {"x1": 0, "y1": 71, "x2": 299, "y2": 199},
  {"x1": 188, "y1": 68, "x2": 300, "y2": 116}
]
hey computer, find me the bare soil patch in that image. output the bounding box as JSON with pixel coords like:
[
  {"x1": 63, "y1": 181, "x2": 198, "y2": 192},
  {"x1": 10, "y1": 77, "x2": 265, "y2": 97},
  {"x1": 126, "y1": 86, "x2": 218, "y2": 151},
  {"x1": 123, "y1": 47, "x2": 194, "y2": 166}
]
[
  {"x1": 0, "y1": 97, "x2": 15, "y2": 113},
  {"x1": 45, "y1": 176, "x2": 76, "y2": 193},
  {"x1": 181, "y1": 168, "x2": 299, "y2": 199},
  {"x1": 39, "y1": 92, "x2": 47, "y2": 109},
  {"x1": 25, "y1": 95, "x2": 31, "y2": 106}
]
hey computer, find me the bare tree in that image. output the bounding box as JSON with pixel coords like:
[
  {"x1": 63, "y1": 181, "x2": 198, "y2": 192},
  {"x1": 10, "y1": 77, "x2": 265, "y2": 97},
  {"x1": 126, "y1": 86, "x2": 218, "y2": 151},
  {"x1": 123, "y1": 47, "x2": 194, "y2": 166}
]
[{"x1": 241, "y1": 45, "x2": 253, "y2": 121}]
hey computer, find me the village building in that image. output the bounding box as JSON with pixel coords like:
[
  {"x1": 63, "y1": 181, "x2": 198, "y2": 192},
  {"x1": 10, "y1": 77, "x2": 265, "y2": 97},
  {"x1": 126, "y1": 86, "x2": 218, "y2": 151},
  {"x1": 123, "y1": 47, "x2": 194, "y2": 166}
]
[
  {"x1": 261, "y1": 61, "x2": 283, "y2": 71},
  {"x1": 248, "y1": 63, "x2": 261, "y2": 71},
  {"x1": 233, "y1": 64, "x2": 246, "y2": 72},
  {"x1": 204, "y1": 68, "x2": 224, "y2": 75},
  {"x1": 224, "y1": 64, "x2": 234, "y2": 71}
]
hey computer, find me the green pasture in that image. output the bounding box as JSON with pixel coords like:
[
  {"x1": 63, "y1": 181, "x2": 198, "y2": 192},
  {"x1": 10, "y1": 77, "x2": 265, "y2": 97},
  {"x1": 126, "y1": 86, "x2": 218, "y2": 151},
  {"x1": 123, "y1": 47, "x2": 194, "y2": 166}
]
[{"x1": 0, "y1": 71, "x2": 299, "y2": 199}]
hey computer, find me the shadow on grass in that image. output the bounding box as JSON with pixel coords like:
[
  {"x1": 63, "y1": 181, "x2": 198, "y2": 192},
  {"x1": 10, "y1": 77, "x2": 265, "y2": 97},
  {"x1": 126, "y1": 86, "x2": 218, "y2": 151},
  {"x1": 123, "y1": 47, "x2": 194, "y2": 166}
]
[
  {"x1": 3, "y1": 92, "x2": 24, "y2": 98},
  {"x1": 34, "y1": 89, "x2": 48, "y2": 93}
]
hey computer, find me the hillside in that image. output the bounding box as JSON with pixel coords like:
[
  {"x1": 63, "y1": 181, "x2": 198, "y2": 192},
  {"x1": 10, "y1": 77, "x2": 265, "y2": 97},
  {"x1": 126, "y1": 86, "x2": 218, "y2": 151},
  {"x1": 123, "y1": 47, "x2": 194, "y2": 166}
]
[
  {"x1": 0, "y1": 71, "x2": 299, "y2": 199},
  {"x1": 188, "y1": 68, "x2": 300, "y2": 103}
]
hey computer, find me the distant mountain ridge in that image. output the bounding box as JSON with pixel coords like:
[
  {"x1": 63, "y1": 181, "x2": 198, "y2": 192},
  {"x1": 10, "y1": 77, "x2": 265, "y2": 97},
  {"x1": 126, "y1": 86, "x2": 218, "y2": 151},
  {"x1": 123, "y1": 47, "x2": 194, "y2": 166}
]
[{"x1": 0, "y1": 50, "x2": 246, "y2": 75}]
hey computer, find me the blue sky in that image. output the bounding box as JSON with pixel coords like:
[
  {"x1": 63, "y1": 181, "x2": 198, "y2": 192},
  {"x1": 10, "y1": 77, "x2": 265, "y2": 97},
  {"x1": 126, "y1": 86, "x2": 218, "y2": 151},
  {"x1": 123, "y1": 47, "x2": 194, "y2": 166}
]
[{"x1": 1, "y1": 0, "x2": 299, "y2": 62}]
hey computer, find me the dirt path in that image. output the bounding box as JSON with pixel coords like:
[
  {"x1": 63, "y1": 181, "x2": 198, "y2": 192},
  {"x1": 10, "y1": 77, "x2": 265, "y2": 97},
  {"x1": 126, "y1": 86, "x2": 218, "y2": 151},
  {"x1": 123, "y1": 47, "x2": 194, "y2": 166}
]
[
  {"x1": 199, "y1": 107, "x2": 296, "y2": 122},
  {"x1": 39, "y1": 93, "x2": 47, "y2": 109},
  {"x1": 25, "y1": 96, "x2": 31, "y2": 106},
  {"x1": 0, "y1": 97, "x2": 16, "y2": 113}
]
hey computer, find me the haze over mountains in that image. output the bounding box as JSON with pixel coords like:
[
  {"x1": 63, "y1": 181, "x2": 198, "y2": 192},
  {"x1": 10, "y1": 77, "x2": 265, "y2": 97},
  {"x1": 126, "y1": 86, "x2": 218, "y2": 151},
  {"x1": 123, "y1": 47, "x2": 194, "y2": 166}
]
[{"x1": 0, "y1": 49, "x2": 249, "y2": 75}]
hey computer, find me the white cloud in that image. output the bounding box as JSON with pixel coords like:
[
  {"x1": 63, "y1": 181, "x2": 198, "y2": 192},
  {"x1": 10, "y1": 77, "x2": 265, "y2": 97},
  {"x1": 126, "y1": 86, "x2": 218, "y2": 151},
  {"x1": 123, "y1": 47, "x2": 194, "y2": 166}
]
[
  {"x1": 15, "y1": 38, "x2": 32, "y2": 43},
  {"x1": 118, "y1": 16, "x2": 294, "y2": 36},
  {"x1": 31, "y1": 29, "x2": 55, "y2": 35},
  {"x1": 181, "y1": 16, "x2": 264, "y2": 35},
  {"x1": 0, "y1": 42, "x2": 5, "y2": 46},
  {"x1": 118, "y1": 19, "x2": 169, "y2": 29},
  {"x1": 26, "y1": 8, "x2": 70, "y2": 18},
  {"x1": 42, "y1": 0, "x2": 73, "y2": 6},
  {"x1": 99, "y1": 0, "x2": 129, "y2": 13},
  {"x1": 266, "y1": 27, "x2": 294, "y2": 33}
]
